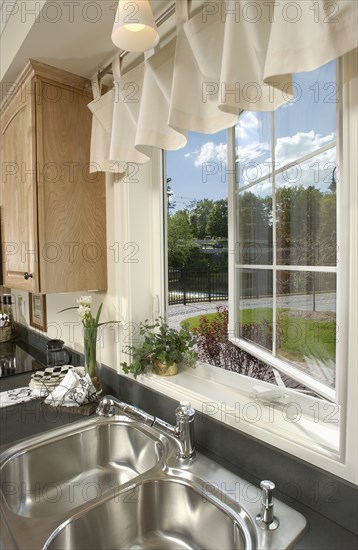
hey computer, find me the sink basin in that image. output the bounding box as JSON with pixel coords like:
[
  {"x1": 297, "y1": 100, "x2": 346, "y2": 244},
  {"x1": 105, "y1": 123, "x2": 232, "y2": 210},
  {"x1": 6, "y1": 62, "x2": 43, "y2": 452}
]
[
  {"x1": 44, "y1": 477, "x2": 255, "y2": 550},
  {"x1": 1, "y1": 419, "x2": 164, "y2": 518},
  {"x1": 0, "y1": 414, "x2": 307, "y2": 550}
]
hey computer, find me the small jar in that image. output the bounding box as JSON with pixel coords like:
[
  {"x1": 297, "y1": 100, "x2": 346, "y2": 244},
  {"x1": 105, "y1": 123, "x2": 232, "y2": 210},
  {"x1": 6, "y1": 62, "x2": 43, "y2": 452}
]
[{"x1": 46, "y1": 339, "x2": 72, "y2": 368}]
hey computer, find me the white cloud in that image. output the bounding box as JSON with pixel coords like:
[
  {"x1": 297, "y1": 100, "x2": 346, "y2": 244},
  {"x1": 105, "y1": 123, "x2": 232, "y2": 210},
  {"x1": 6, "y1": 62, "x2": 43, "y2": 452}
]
[
  {"x1": 235, "y1": 112, "x2": 262, "y2": 141},
  {"x1": 277, "y1": 146, "x2": 336, "y2": 191},
  {"x1": 275, "y1": 130, "x2": 336, "y2": 165},
  {"x1": 236, "y1": 142, "x2": 270, "y2": 164},
  {"x1": 238, "y1": 130, "x2": 336, "y2": 195},
  {"x1": 186, "y1": 114, "x2": 264, "y2": 168},
  {"x1": 185, "y1": 129, "x2": 336, "y2": 197},
  {"x1": 187, "y1": 141, "x2": 228, "y2": 167},
  {"x1": 238, "y1": 111, "x2": 262, "y2": 130}
]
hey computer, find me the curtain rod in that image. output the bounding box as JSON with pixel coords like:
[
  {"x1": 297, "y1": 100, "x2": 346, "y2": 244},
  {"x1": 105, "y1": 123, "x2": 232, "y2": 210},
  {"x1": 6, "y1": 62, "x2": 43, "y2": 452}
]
[{"x1": 97, "y1": 2, "x2": 176, "y2": 81}]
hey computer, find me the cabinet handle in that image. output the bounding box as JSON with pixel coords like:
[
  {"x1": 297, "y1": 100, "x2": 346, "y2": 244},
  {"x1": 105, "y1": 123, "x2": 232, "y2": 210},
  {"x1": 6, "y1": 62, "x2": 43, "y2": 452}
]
[{"x1": 24, "y1": 272, "x2": 33, "y2": 280}]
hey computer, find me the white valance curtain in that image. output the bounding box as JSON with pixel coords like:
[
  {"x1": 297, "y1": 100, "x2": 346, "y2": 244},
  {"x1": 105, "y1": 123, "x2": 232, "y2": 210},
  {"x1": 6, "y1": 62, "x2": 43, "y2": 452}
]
[{"x1": 88, "y1": 0, "x2": 358, "y2": 173}]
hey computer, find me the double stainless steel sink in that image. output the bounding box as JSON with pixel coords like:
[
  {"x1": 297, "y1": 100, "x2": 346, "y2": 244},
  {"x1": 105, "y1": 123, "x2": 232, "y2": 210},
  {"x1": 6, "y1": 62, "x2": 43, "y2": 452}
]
[
  {"x1": 0, "y1": 414, "x2": 307, "y2": 549},
  {"x1": 1, "y1": 422, "x2": 164, "y2": 519},
  {"x1": 45, "y1": 478, "x2": 251, "y2": 550}
]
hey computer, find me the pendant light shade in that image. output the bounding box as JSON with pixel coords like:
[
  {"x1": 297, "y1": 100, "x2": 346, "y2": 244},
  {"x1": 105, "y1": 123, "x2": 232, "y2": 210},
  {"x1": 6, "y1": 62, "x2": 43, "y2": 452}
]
[{"x1": 111, "y1": 0, "x2": 160, "y2": 52}]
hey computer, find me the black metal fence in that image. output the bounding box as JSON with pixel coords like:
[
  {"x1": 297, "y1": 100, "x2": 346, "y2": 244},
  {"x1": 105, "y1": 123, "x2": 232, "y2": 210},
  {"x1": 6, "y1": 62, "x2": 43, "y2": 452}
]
[{"x1": 168, "y1": 267, "x2": 228, "y2": 305}]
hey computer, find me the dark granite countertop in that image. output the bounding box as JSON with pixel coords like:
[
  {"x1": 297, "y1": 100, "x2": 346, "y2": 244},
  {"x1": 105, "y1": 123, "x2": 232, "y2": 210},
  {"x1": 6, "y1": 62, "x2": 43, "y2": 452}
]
[
  {"x1": 1, "y1": 338, "x2": 357, "y2": 550},
  {"x1": 0, "y1": 338, "x2": 45, "y2": 378},
  {"x1": 0, "y1": 371, "x2": 84, "y2": 449}
]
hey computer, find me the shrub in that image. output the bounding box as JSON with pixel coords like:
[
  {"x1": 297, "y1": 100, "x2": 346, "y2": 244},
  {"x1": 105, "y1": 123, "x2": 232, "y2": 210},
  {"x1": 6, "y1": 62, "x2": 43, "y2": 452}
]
[{"x1": 193, "y1": 306, "x2": 275, "y2": 382}]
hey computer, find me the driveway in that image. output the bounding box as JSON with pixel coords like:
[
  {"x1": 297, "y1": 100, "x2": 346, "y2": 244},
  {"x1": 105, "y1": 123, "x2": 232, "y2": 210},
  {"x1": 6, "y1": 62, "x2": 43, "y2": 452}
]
[{"x1": 168, "y1": 301, "x2": 228, "y2": 330}]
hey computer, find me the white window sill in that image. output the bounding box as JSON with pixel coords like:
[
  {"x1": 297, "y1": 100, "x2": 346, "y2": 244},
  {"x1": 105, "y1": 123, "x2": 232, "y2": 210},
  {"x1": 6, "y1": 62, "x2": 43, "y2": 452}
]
[
  {"x1": 121, "y1": 360, "x2": 341, "y2": 470},
  {"x1": 229, "y1": 337, "x2": 336, "y2": 402}
]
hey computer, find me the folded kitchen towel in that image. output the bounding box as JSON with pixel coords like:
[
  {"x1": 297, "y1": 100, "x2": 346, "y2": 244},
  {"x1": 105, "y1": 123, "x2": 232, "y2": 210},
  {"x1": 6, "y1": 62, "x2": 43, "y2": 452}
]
[
  {"x1": 29, "y1": 365, "x2": 74, "y2": 392},
  {"x1": 0, "y1": 387, "x2": 47, "y2": 408},
  {"x1": 44, "y1": 367, "x2": 97, "y2": 407}
]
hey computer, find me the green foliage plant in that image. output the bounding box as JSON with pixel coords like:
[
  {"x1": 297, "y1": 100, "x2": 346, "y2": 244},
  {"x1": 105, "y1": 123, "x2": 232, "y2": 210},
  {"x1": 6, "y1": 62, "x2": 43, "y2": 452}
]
[{"x1": 121, "y1": 318, "x2": 197, "y2": 378}]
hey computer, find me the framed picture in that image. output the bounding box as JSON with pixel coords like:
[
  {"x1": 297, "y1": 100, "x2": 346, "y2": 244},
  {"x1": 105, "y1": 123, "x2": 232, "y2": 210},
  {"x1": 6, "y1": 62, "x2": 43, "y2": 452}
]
[{"x1": 29, "y1": 293, "x2": 47, "y2": 331}]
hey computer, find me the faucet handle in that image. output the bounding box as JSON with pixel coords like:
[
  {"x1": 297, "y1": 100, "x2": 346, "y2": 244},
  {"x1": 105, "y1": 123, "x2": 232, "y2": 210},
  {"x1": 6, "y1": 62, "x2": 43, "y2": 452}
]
[
  {"x1": 261, "y1": 480, "x2": 275, "y2": 507},
  {"x1": 96, "y1": 397, "x2": 115, "y2": 417},
  {"x1": 177, "y1": 401, "x2": 195, "y2": 415},
  {"x1": 175, "y1": 402, "x2": 195, "y2": 424},
  {"x1": 256, "y1": 479, "x2": 279, "y2": 530}
]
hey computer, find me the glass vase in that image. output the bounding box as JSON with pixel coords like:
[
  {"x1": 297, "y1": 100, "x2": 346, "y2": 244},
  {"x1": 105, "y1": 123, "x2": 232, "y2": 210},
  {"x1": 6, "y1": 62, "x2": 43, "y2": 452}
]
[{"x1": 83, "y1": 326, "x2": 102, "y2": 395}]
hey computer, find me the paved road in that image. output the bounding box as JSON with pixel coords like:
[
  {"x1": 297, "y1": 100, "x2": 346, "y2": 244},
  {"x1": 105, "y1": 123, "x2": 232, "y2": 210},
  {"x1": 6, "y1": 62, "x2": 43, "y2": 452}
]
[
  {"x1": 168, "y1": 293, "x2": 335, "y2": 329},
  {"x1": 168, "y1": 301, "x2": 228, "y2": 330}
]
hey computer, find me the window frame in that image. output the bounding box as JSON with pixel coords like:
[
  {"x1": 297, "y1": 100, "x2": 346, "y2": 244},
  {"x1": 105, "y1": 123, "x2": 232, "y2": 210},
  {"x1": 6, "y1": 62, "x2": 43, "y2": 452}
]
[
  {"x1": 228, "y1": 63, "x2": 341, "y2": 403},
  {"x1": 119, "y1": 51, "x2": 357, "y2": 485}
]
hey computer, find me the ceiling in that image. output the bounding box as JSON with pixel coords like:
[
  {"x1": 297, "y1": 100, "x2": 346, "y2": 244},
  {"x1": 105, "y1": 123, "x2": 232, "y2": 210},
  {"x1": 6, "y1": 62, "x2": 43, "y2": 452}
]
[{"x1": 0, "y1": 0, "x2": 172, "y2": 89}]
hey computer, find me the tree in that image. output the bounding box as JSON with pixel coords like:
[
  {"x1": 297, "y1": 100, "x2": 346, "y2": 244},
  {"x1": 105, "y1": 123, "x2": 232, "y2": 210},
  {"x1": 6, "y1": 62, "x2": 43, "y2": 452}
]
[
  {"x1": 238, "y1": 192, "x2": 272, "y2": 264},
  {"x1": 187, "y1": 199, "x2": 215, "y2": 239},
  {"x1": 329, "y1": 166, "x2": 337, "y2": 193},
  {"x1": 166, "y1": 177, "x2": 176, "y2": 213},
  {"x1": 206, "y1": 199, "x2": 228, "y2": 238},
  {"x1": 317, "y1": 192, "x2": 336, "y2": 265},
  {"x1": 167, "y1": 211, "x2": 197, "y2": 267},
  {"x1": 276, "y1": 185, "x2": 322, "y2": 265}
]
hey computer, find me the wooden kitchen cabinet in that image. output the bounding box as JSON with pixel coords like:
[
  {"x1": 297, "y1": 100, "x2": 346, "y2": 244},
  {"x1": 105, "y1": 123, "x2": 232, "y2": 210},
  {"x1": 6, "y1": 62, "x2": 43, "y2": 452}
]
[{"x1": 0, "y1": 60, "x2": 107, "y2": 293}]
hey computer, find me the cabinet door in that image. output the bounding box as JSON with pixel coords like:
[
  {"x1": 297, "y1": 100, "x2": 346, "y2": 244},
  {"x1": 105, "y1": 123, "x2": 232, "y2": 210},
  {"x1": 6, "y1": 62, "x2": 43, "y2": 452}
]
[
  {"x1": 36, "y1": 80, "x2": 107, "y2": 293},
  {"x1": 1, "y1": 82, "x2": 38, "y2": 292}
]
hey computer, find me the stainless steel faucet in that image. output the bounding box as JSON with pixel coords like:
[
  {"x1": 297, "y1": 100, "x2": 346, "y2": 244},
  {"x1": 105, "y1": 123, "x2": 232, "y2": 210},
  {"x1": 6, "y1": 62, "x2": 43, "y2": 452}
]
[
  {"x1": 96, "y1": 395, "x2": 196, "y2": 460},
  {"x1": 256, "y1": 480, "x2": 279, "y2": 530}
]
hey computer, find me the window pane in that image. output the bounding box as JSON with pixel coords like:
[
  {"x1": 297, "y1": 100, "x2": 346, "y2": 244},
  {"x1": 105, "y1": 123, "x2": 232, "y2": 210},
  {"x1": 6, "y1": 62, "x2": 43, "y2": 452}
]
[
  {"x1": 234, "y1": 60, "x2": 338, "y2": 394},
  {"x1": 276, "y1": 149, "x2": 337, "y2": 266},
  {"x1": 238, "y1": 268, "x2": 273, "y2": 352},
  {"x1": 236, "y1": 112, "x2": 272, "y2": 189},
  {"x1": 274, "y1": 60, "x2": 337, "y2": 267},
  {"x1": 276, "y1": 271, "x2": 336, "y2": 389},
  {"x1": 274, "y1": 61, "x2": 336, "y2": 159},
  {"x1": 237, "y1": 186, "x2": 273, "y2": 265}
]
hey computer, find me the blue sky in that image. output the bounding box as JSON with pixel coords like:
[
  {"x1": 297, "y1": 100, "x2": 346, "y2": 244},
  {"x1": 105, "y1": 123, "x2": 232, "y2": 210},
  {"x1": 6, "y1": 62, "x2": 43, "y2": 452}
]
[
  {"x1": 166, "y1": 61, "x2": 336, "y2": 210},
  {"x1": 166, "y1": 130, "x2": 228, "y2": 211}
]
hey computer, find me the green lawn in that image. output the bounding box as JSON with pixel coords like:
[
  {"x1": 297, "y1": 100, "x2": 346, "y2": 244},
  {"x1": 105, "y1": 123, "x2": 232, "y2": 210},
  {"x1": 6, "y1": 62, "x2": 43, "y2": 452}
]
[
  {"x1": 181, "y1": 308, "x2": 336, "y2": 364},
  {"x1": 180, "y1": 308, "x2": 273, "y2": 331},
  {"x1": 278, "y1": 317, "x2": 336, "y2": 363},
  {"x1": 181, "y1": 312, "x2": 217, "y2": 331}
]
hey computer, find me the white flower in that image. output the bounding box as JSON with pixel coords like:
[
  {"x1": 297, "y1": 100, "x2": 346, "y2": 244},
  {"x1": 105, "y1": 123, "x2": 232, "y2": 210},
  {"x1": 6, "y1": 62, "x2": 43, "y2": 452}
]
[
  {"x1": 78, "y1": 304, "x2": 89, "y2": 318},
  {"x1": 77, "y1": 296, "x2": 92, "y2": 306}
]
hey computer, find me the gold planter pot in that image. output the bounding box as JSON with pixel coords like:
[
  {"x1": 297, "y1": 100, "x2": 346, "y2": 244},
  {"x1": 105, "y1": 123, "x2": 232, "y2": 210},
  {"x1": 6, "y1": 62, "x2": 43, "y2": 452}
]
[{"x1": 152, "y1": 361, "x2": 178, "y2": 376}]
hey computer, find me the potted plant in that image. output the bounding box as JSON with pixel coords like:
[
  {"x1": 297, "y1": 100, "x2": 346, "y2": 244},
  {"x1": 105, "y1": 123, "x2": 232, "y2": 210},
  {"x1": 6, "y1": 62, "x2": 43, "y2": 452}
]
[{"x1": 121, "y1": 317, "x2": 197, "y2": 378}]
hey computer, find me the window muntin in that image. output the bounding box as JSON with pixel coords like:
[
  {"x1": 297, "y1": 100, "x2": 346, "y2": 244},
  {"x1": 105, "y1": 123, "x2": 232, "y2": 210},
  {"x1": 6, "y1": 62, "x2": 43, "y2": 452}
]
[{"x1": 234, "y1": 61, "x2": 338, "y2": 398}]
